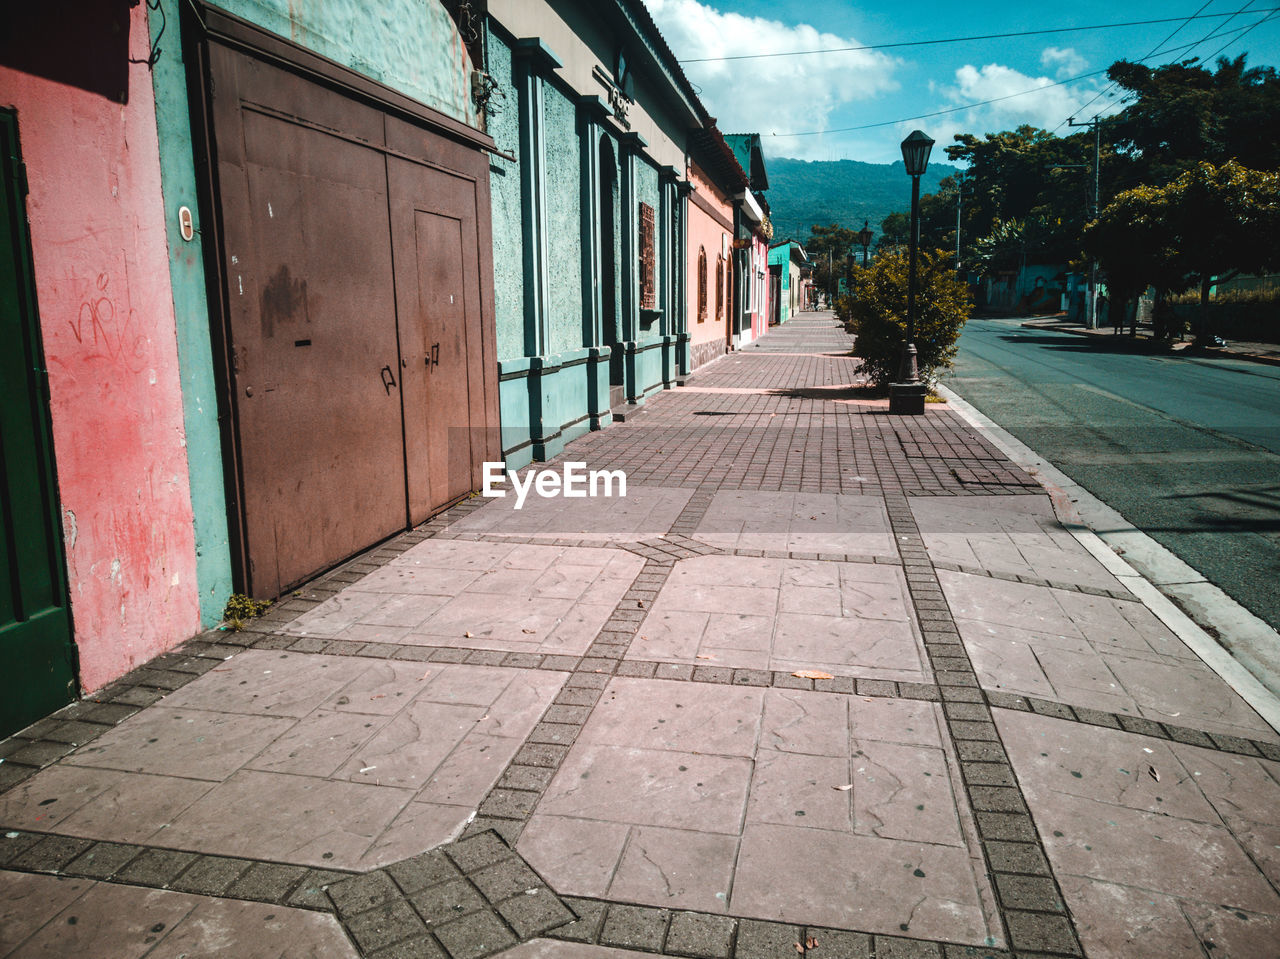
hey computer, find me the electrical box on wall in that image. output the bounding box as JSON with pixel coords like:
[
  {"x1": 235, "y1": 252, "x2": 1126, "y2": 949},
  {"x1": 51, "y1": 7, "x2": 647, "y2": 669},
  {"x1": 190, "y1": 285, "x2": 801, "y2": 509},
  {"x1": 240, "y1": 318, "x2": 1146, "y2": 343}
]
[{"x1": 178, "y1": 206, "x2": 195, "y2": 242}]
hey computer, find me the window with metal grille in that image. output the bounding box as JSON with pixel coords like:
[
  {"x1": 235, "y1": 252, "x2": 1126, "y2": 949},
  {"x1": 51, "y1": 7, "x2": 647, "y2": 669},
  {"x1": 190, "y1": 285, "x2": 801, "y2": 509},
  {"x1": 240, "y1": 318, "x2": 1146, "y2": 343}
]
[
  {"x1": 697, "y1": 246, "x2": 707, "y2": 322},
  {"x1": 639, "y1": 201, "x2": 656, "y2": 310}
]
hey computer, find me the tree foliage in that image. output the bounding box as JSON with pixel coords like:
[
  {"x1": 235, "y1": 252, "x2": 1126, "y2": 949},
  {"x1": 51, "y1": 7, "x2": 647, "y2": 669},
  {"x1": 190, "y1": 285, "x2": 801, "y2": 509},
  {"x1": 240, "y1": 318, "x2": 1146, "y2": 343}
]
[
  {"x1": 839, "y1": 249, "x2": 972, "y2": 387},
  {"x1": 860, "y1": 54, "x2": 1280, "y2": 300},
  {"x1": 1108, "y1": 55, "x2": 1280, "y2": 185},
  {"x1": 805, "y1": 223, "x2": 860, "y2": 299},
  {"x1": 1083, "y1": 160, "x2": 1280, "y2": 336}
]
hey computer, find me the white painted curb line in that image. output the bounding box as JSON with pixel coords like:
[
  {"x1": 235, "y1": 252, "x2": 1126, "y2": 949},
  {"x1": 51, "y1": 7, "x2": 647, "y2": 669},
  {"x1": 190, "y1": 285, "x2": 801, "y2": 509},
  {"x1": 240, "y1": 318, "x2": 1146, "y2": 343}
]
[{"x1": 937, "y1": 383, "x2": 1280, "y2": 735}]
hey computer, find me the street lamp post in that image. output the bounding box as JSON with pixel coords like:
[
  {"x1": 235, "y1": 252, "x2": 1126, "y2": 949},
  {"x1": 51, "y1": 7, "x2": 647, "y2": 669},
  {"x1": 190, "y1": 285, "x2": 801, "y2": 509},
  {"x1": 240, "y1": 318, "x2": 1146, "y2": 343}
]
[
  {"x1": 890, "y1": 130, "x2": 933, "y2": 416},
  {"x1": 856, "y1": 221, "x2": 873, "y2": 267}
]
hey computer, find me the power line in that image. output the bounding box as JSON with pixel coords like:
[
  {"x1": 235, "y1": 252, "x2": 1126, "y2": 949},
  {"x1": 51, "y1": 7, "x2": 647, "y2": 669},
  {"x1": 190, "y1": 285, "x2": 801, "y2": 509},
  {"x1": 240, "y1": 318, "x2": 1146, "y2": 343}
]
[
  {"x1": 679, "y1": 7, "x2": 1278, "y2": 64},
  {"x1": 1055, "y1": 1, "x2": 1273, "y2": 132},
  {"x1": 767, "y1": 18, "x2": 1270, "y2": 138},
  {"x1": 1149, "y1": 0, "x2": 1219, "y2": 60},
  {"x1": 1201, "y1": 5, "x2": 1279, "y2": 59},
  {"x1": 1182, "y1": 0, "x2": 1258, "y2": 61},
  {"x1": 1053, "y1": 0, "x2": 1215, "y2": 132}
]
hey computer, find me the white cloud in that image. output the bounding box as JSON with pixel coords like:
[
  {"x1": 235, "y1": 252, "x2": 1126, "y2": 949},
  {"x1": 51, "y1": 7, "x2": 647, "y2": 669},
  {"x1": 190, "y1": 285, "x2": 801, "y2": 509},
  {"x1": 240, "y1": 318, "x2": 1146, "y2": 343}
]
[
  {"x1": 1041, "y1": 46, "x2": 1088, "y2": 80},
  {"x1": 644, "y1": 0, "x2": 899, "y2": 160},
  {"x1": 916, "y1": 61, "x2": 1112, "y2": 161}
]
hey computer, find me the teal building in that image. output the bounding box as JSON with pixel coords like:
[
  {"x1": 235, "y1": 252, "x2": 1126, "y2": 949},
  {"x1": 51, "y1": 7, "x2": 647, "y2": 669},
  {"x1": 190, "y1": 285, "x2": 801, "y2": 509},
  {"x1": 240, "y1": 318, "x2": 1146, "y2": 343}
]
[{"x1": 483, "y1": 0, "x2": 707, "y2": 467}]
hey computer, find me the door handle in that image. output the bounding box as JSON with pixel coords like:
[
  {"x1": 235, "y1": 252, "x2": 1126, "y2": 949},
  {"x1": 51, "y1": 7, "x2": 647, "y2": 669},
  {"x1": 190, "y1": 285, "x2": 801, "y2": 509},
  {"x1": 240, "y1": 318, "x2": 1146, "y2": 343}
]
[{"x1": 380, "y1": 365, "x2": 397, "y2": 394}]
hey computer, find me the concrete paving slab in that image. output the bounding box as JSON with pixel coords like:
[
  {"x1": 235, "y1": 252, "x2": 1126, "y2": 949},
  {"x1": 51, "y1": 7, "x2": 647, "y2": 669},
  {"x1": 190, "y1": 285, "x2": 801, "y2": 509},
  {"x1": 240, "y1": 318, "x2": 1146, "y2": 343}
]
[
  {"x1": 448, "y1": 486, "x2": 692, "y2": 542},
  {"x1": 624, "y1": 556, "x2": 925, "y2": 682},
  {"x1": 947, "y1": 572, "x2": 1278, "y2": 741},
  {"x1": 1, "y1": 658, "x2": 562, "y2": 873},
  {"x1": 697, "y1": 492, "x2": 895, "y2": 556},
  {"x1": 0, "y1": 871, "x2": 356, "y2": 958},
  {"x1": 606, "y1": 825, "x2": 738, "y2": 913},
  {"x1": 521, "y1": 677, "x2": 993, "y2": 945},
  {"x1": 730, "y1": 823, "x2": 994, "y2": 943},
  {"x1": 535, "y1": 744, "x2": 753, "y2": 833},
  {"x1": 998, "y1": 709, "x2": 1280, "y2": 951},
  {"x1": 912, "y1": 496, "x2": 1122, "y2": 591}
]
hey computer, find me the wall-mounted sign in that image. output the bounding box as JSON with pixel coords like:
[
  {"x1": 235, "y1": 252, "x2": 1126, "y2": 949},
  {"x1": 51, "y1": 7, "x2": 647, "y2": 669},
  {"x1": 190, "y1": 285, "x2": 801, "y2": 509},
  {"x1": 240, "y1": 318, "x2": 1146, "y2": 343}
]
[{"x1": 591, "y1": 65, "x2": 632, "y2": 130}]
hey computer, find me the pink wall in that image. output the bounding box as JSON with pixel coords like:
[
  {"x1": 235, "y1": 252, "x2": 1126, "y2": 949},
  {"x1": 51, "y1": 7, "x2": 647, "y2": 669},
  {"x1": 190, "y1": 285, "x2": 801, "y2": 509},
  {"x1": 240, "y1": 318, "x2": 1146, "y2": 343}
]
[
  {"x1": 686, "y1": 162, "x2": 732, "y2": 365},
  {"x1": 1, "y1": 3, "x2": 202, "y2": 690}
]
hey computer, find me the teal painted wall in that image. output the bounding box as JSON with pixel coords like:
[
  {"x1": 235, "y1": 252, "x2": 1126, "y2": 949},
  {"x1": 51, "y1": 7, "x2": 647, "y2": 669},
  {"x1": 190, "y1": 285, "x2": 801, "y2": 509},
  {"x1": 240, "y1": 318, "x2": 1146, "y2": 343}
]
[
  {"x1": 212, "y1": 0, "x2": 476, "y2": 124},
  {"x1": 603, "y1": 134, "x2": 621, "y2": 339},
  {"x1": 486, "y1": 31, "x2": 526, "y2": 360},
  {"x1": 542, "y1": 80, "x2": 582, "y2": 355},
  {"x1": 149, "y1": 2, "x2": 232, "y2": 623}
]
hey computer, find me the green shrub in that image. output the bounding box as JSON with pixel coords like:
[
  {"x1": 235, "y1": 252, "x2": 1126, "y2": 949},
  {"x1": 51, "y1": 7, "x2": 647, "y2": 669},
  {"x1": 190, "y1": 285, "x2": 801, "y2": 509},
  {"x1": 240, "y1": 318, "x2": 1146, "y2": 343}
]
[
  {"x1": 838, "y1": 249, "x2": 971, "y2": 387},
  {"x1": 1166, "y1": 286, "x2": 1280, "y2": 343}
]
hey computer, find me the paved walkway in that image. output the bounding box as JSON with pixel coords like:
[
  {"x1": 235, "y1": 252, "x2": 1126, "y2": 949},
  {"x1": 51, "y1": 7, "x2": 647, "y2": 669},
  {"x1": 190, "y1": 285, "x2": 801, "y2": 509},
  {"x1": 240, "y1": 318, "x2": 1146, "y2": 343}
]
[{"x1": 3, "y1": 312, "x2": 1279, "y2": 958}]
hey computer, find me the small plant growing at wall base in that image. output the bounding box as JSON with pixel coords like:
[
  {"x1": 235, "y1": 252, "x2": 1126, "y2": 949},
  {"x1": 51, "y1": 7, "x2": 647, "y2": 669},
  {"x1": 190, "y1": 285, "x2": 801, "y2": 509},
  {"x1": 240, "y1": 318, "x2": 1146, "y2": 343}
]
[
  {"x1": 838, "y1": 248, "x2": 971, "y2": 388},
  {"x1": 222, "y1": 593, "x2": 272, "y2": 631}
]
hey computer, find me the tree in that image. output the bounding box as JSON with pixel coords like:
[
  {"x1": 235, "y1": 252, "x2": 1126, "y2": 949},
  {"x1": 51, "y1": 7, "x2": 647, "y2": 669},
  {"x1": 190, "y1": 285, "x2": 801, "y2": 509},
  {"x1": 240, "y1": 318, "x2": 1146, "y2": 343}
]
[
  {"x1": 876, "y1": 212, "x2": 909, "y2": 253},
  {"x1": 838, "y1": 248, "x2": 972, "y2": 387},
  {"x1": 945, "y1": 125, "x2": 1110, "y2": 267},
  {"x1": 1108, "y1": 55, "x2": 1280, "y2": 186},
  {"x1": 1083, "y1": 160, "x2": 1280, "y2": 341},
  {"x1": 806, "y1": 223, "x2": 859, "y2": 301},
  {"x1": 872, "y1": 125, "x2": 1128, "y2": 277}
]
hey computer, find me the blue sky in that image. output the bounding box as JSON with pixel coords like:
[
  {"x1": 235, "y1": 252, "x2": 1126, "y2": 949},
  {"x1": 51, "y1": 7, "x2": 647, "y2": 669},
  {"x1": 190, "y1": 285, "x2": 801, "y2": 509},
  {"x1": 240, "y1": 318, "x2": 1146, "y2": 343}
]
[{"x1": 643, "y1": 0, "x2": 1280, "y2": 165}]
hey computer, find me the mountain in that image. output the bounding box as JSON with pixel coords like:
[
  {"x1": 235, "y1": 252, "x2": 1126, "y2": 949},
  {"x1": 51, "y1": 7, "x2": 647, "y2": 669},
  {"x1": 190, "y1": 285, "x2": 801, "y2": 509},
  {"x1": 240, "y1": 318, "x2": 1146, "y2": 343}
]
[{"x1": 763, "y1": 156, "x2": 958, "y2": 245}]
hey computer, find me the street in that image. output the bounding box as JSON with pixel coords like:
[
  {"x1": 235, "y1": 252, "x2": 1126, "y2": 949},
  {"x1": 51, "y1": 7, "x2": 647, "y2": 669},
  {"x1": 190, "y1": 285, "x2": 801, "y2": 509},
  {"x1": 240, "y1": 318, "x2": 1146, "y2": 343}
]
[{"x1": 945, "y1": 317, "x2": 1280, "y2": 634}]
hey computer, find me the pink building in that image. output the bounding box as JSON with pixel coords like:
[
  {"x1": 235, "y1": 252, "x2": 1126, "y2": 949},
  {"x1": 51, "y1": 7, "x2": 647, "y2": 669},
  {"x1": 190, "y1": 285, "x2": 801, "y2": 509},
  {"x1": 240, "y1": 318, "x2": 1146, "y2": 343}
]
[
  {"x1": 1, "y1": 4, "x2": 202, "y2": 729},
  {"x1": 721, "y1": 134, "x2": 771, "y2": 348},
  {"x1": 685, "y1": 128, "x2": 747, "y2": 370}
]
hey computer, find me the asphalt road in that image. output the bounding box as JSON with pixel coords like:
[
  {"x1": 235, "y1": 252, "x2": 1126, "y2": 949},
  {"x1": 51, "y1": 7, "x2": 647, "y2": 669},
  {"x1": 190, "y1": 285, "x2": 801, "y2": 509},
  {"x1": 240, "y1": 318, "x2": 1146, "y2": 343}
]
[{"x1": 944, "y1": 317, "x2": 1280, "y2": 633}]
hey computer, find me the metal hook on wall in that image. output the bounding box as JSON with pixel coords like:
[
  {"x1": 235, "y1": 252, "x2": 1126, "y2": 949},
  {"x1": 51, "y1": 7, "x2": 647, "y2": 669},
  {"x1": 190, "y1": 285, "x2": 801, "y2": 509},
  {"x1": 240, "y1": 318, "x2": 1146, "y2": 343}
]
[{"x1": 128, "y1": 0, "x2": 166, "y2": 69}]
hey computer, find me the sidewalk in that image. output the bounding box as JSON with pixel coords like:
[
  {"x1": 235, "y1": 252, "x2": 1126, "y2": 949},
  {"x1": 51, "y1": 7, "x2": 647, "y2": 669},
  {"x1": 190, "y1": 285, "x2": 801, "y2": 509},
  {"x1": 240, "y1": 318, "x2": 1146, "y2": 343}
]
[
  {"x1": 1018, "y1": 314, "x2": 1280, "y2": 367},
  {"x1": 3, "y1": 311, "x2": 1279, "y2": 959}
]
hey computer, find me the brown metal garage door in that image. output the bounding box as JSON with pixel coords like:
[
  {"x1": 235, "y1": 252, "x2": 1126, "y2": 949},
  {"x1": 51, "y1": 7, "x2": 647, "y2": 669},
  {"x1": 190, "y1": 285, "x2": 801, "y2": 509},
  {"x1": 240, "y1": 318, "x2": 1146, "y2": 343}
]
[{"x1": 198, "y1": 13, "x2": 498, "y2": 598}]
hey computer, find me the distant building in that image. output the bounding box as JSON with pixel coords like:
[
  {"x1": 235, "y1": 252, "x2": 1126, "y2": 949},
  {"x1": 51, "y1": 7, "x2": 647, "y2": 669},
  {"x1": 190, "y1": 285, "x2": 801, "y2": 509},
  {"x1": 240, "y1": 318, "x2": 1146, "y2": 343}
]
[
  {"x1": 722, "y1": 134, "x2": 772, "y2": 346},
  {"x1": 768, "y1": 241, "x2": 809, "y2": 325},
  {"x1": 686, "y1": 126, "x2": 748, "y2": 369}
]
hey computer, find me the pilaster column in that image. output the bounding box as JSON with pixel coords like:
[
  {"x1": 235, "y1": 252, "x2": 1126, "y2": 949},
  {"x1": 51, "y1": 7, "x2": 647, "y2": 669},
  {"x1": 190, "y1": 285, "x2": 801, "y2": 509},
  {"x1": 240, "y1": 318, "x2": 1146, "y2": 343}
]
[{"x1": 512, "y1": 38, "x2": 562, "y2": 357}]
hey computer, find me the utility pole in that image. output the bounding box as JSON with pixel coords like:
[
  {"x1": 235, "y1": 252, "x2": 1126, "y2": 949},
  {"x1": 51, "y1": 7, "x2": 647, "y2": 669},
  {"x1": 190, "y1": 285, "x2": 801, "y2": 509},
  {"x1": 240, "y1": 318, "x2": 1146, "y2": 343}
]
[
  {"x1": 954, "y1": 172, "x2": 965, "y2": 271},
  {"x1": 1067, "y1": 115, "x2": 1106, "y2": 329}
]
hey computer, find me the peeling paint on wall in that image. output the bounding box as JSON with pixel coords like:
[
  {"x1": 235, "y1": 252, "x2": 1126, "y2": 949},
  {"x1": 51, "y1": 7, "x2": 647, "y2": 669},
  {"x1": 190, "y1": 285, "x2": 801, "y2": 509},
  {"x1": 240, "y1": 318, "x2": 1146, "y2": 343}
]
[
  {"x1": 486, "y1": 31, "x2": 526, "y2": 360},
  {"x1": 214, "y1": 0, "x2": 477, "y2": 124},
  {"x1": 543, "y1": 80, "x2": 582, "y2": 355}
]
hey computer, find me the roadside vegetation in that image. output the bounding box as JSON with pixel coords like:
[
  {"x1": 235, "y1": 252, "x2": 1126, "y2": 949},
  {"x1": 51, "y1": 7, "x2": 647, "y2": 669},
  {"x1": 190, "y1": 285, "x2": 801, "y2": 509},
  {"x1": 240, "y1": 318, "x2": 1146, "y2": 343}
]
[
  {"x1": 836, "y1": 250, "x2": 971, "y2": 388},
  {"x1": 810, "y1": 54, "x2": 1280, "y2": 344}
]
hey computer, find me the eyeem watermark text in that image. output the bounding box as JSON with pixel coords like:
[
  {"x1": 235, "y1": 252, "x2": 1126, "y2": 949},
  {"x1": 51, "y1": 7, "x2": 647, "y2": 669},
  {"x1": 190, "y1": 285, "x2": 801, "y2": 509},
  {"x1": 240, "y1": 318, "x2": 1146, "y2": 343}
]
[{"x1": 482, "y1": 462, "x2": 626, "y2": 509}]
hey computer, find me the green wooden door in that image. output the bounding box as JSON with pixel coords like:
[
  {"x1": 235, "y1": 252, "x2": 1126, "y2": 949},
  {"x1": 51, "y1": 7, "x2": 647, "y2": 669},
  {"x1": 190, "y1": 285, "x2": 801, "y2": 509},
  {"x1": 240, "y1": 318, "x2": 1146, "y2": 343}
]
[{"x1": 0, "y1": 109, "x2": 76, "y2": 737}]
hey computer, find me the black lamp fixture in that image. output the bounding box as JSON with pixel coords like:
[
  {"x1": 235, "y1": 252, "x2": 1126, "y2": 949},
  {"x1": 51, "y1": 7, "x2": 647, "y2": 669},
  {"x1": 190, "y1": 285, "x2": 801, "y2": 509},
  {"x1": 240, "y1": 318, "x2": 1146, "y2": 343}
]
[
  {"x1": 901, "y1": 129, "x2": 934, "y2": 177},
  {"x1": 889, "y1": 129, "x2": 934, "y2": 415},
  {"x1": 855, "y1": 220, "x2": 873, "y2": 267}
]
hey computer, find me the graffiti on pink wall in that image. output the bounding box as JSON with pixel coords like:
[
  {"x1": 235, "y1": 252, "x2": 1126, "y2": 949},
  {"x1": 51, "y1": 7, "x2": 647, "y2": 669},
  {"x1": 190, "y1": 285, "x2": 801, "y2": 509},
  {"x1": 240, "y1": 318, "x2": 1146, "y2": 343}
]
[{"x1": 0, "y1": 0, "x2": 202, "y2": 691}]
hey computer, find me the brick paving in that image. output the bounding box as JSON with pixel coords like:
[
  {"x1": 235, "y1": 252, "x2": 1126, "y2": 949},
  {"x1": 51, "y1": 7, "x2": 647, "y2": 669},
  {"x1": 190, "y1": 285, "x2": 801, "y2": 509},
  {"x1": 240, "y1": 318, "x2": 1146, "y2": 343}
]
[{"x1": 2, "y1": 311, "x2": 1279, "y2": 958}]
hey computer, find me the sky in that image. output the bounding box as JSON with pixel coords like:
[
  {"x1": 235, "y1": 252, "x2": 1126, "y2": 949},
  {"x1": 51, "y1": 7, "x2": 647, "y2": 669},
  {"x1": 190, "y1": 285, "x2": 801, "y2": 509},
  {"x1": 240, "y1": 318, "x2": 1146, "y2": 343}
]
[{"x1": 642, "y1": 0, "x2": 1280, "y2": 165}]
